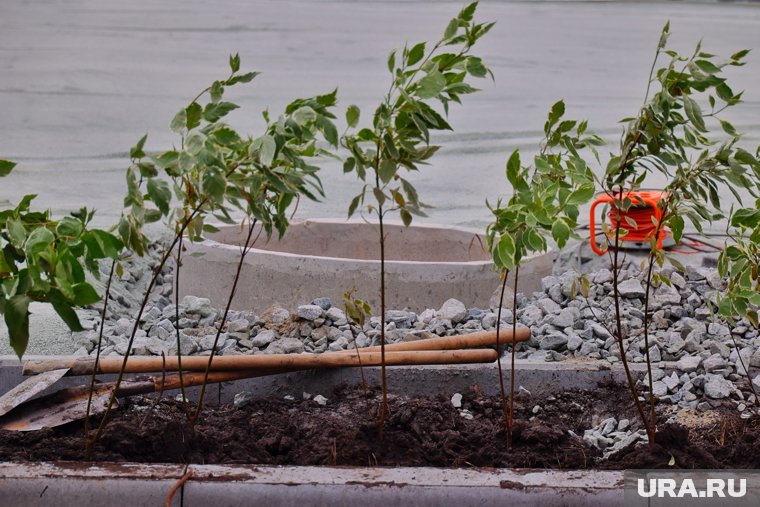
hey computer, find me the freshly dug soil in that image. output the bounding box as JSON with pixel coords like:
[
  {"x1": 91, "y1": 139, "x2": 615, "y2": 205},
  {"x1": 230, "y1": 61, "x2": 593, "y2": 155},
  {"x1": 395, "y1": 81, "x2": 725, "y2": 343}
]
[{"x1": 1, "y1": 382, "x2": 758, "y2": 469}]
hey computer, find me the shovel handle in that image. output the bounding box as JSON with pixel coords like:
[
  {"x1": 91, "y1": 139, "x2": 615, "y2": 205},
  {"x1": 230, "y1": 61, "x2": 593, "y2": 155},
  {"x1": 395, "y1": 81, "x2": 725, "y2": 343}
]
[{"x1": 26, "y1": 348, "x2": 499, "y2": 375}]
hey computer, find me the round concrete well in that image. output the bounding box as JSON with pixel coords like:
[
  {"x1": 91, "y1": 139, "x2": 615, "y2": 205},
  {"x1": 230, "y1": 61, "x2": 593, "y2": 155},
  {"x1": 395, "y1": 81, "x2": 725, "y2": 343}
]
[{"x1": 178, "y1": 219, "x2": 553, "y2": 313}]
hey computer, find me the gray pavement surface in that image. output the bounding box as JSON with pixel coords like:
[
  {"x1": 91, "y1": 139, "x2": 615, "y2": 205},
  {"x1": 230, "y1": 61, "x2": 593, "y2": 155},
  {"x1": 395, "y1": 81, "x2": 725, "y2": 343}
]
[{"x1": 1, "y1": 0, "x2": 759, "y2": 230}]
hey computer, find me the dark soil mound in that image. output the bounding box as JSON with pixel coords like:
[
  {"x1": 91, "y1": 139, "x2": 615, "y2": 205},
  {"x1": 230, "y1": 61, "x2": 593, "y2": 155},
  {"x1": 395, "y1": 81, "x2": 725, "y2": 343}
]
[{"x1": 1, "y1": 383, "x2": 758, "y2": 469}]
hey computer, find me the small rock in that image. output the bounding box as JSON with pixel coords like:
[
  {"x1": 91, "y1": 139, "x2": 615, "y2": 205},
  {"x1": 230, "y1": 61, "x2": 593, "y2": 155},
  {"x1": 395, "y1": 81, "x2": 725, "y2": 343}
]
[
  {"x1": 567, "y1": 333, "x2": 583, "y2": 352},
  {"x1": 663, "y1": 372, "x2": 680, "y2": 392},
  {"x1": 313, "y1": 394, "x2": 328, "y2": 406},
  {"x1": 652, "y1": 381, "x2": 668, "y2": 397},
  {"x1": 703, "y1": 353, "x2": 727, "y2": 372},
  {"x1": 459, "y1": 409, "x2": 474, "y2": 420},
  {"x1": 233, "y1": 391, "x2": 253, "y2": 408},
  {"x1": 227, "y1": 319, "x2": 250, "y2": 333},
  {"x1": 552, "y1": 308, "x2": 579, "y2": 329},
  {"x1": 541, "y1": 275, "x2": 559, "y2": 292},
  {"x1": 676, "y1": 355, "x2": 702, "y2": 373},
  {"x1": 520, "y1": 305, "x2": 544, "y2": 327},
  {"x1": 251, "y1": 329, "x2": 277, "y2": 348},
  {"x1": 326, "y1": 307, "x2": 347, "y2": 324},
  {"x1": 670, "y1": 272, "x2": 687, "y2": 289},
  {"x1": 536, "y1": 298, "x2": 561, "y2": 315},
  {"x1": 618, "y1": 279, "x2": 646, "y2": 298},
  {"x1": 297, "y1": 305, "x2": 324, "y2": 321},
  {"x1": 451, "y1": 393, "x2": 463, "y2": 408},
  {"x1": 311, "y1": 297, "x2": 332, "y2": 311},
  {"x1": 704, "y1": 374, "x2": 733, "y2": 399},
  {"x1": 540, "y1": 333, "x2": 568, "y2": 350},
  {"x1": 439, "y1": 299, "x2": 468, "y2": 323},
  {"x1": 265, "y1": 338, "x2": 305, "y2": 354}
]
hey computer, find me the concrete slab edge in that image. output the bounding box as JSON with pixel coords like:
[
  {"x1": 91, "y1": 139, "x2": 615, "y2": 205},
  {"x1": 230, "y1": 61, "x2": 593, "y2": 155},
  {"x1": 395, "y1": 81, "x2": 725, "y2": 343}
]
[
  {"x1": 0, "y1": 462, "x2": 624, "y2": 507},
  {"x1": 0, "y1": 357, "x2": 657, "y2": 401}
]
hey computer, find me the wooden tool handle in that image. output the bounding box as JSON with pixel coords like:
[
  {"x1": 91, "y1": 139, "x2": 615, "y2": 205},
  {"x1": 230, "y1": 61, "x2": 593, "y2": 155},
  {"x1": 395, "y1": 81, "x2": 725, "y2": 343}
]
[
  {"x1": 351, "y1": 327, "x2": 529, "y2": 353},
  {"x1": 26, "y1": 349, "x2": 498, "y2": 375},
  {"x1": 23, "y1": 327, "x2": 527, "y2": 376}
]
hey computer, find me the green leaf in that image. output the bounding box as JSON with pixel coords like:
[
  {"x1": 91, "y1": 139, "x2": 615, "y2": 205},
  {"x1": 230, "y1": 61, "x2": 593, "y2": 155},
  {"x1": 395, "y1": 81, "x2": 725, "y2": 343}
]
[
  {"x1": 683, "y1": 96, "x2": 706, "y2": 132},
  {"x1": 506, "y1": 150, "x2": 520, "y2": 188},
  {"x1": 226, "y1": 71, "x2": 259, "y2": 85},
  {"x1": 5, "y1": 294, "x2": 31, "y2": 359},
  {"x1": 292, "y1": 106, "x2": 317, "y2": 125},
  {"x1": 257, "y1": 135, "x2": 277, "y2": 166},
  {"x1": 229, "y1": 53, "x2": 241, "y2": 73},
  {"x1": 551, "y1": 218, "x2": 571, "y2": 249},
  {"x1": 496, "y1": 234, "x2": 516, "y2": 269},
  {"x1": 407, "y1": 42, "x2": 426, "y2": 66},
  {"x1": 203, "y1": 101, "x2": 239, "y2": 122},
  {"x1": 50, "y1": 293, "x2": 84, "y2": 332},
  {"x1": 130, "y1": 134, "x2": 148, "y2": 159},
  {"x1": 694, "y1": 60, "x2": 721, "y2": 74},
  {"x1": 719, "y1": 119, "x2": 738, "y2": 136},
  {"x1": 347, "y1": 193, "x2": 362, "y2": 217},
  {"x1": 372, "y1": 187, "x2": 386, "y2": 207},
  {"x1": 185, "y1": 102, "x2": 203, "y2": 130},
  {"x1": 147, "y1": 178, "x2": 172, "y2": 216},
  {"x1": 346, "y1": 105, "x2": 360, "y2": 129},
  {"x1": 378, "y1": 159, "x2": 396, "y2": 184},
  {"x1": 416, "y1": 71, "x2": 446, "y2": 99},
  {"x1": 732, "y1": 208, "x2": 760, "y2": 229},
  {"x1": 0, "y1": 159, "x2": 16, "y2": 177},
  {"x1": 669, "y1": 215, "x2": 684, "y2": 244},
  {"x1": 72, "y1": 283, "x2": 101, "y2": 306},
  {"x1": 7, "y1": 218, "x2": 27, "y2": 247},
  {"x1": 387, "y1": 50, "x2": 396, "y2": 73},
  {"x1": 459, "y1": 1, "x2": 477, "y2": 22},
  {"x1": 464, "y1": 57, "x2": 488, "y2": 78},
  {"x1": 25, "y1": 227, "x2": 55, "y2": 255},
  {"x1": 567, "y1": 185, "x2": 596, "y2": 206},
  {"x1": 170, "y1": 109, "x2": 187, "y2": 134},
  {"x1": 56, "y1": 217, "x2": 83, "y2": 239},
  {"x1": 443, "y1": 18, "x2": 458, "y2": 40},
  {"x1": 202, "y1": 169, "x2": 226, "y2": 203},
  {"x1": 210, "y1": 81, "x2": 224, "y2": 102},
  {"x1": 400, "y1": 208, "x2": 413, "y2": 227}
]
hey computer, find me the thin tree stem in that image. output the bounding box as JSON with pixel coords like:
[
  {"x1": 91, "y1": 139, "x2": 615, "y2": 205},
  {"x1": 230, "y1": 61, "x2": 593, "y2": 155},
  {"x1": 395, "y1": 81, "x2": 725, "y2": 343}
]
[
  {"x1": 84, "y1": 259, "x2": 115, "y2": 460},
  {"x1": 495, "y1": 269, "x2": 510, "y2": 444},
  {"x1": 89, "y1": 202, "x2": 206, "y2": 448},
  {"x1": 191, "y1": 219, "x2": 257, "y2": 423},
  {"x1": 610, "y1": 190, "x2": 655, "y2": 443},
  {"x1": 174, "y1": 233, "x2": 191, "y2": 419},
  {"x1": 508, "y1": 265, "x2": 519, "y2": 449}
]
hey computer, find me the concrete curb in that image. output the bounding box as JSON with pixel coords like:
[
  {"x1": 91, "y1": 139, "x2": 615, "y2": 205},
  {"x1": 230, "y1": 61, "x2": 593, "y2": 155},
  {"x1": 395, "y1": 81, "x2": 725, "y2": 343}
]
[
  {"x1": 0, "y1": 462, "x2": 625, "y2": 507},
  {"x1": 0, "y1": 356, "x2": 652, "y2": 402},
  {"x1": 0, "y1": 359, "x2": 646, "y2": 506}
]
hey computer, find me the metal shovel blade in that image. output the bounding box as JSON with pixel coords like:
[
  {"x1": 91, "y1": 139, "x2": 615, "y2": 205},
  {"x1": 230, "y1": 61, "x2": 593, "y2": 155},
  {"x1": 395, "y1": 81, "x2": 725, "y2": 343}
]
[
  {"x1": 0, "y1": 368, "x2": 70, "y2": 418},
  {"x1": 0, "y1": 383, "x2": 115, "y2": 432}
]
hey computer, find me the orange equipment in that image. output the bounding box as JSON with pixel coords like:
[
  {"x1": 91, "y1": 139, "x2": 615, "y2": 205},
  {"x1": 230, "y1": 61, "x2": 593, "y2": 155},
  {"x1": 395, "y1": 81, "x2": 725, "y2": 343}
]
[{"x1": 589, "y1": 190, "x2": 670, "y2": 256}]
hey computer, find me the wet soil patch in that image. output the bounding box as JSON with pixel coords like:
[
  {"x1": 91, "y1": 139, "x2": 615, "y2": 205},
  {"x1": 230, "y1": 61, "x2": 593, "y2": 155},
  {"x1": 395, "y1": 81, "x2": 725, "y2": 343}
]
[{"x1": 0, "y1": 382, "x2": 758, "y2": 469}]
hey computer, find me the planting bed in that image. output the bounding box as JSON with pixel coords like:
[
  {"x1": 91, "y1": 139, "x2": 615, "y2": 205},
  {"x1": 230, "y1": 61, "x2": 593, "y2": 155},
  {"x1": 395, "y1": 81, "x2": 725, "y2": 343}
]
[{"x1": 1, "y1": 381, "x2": 757, "y2": 470}]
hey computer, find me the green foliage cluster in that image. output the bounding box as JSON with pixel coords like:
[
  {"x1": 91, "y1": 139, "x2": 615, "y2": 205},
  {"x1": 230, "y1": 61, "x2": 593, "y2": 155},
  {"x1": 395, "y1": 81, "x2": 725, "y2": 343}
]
[
  {"x1": 0, "y1": 167, "x2": 122, "y2": 357},
  {"x1": 486, "y1": 100, "x2": 602, "y2": 271},
  {"x1": 343, "y1": 1, "x2": 493, "y2": 226},
  {"x1": 122, "y1": 54, "x2": 339, "y2": 251},
  {"x1": 718, "y1": 201, "x2": 760, "y2": 327},
  {"x1": 600, "y1": 23, "x2": 758, "y2": 267}
]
